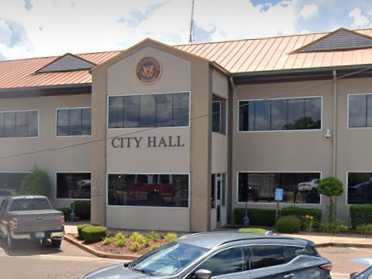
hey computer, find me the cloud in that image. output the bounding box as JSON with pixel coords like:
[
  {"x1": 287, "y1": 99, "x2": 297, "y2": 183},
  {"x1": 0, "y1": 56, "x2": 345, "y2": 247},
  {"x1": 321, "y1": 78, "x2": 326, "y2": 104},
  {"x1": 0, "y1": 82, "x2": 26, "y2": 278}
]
[
  {"x1": 349, "y1": 7, "x2": 370, "y2": 27},
  {"x1": 24, "y1": 0, "x2": 33, "y2": 11},
  {"x1": 191, "y1": 22, "x2": 216, "y2": 42},
  {"x1": 300, "y1": 4, "x2": 319, "y2": 19},
  {"x1": 117, "y1": 0, "x2": 169, "y2": 28}
]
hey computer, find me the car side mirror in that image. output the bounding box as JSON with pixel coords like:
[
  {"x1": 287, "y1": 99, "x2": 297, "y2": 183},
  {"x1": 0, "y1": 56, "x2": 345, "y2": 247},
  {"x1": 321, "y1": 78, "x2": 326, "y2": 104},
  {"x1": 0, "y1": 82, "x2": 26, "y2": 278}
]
[{"x1": 194, "y1": 269, "x2": 212, "y2": 279}]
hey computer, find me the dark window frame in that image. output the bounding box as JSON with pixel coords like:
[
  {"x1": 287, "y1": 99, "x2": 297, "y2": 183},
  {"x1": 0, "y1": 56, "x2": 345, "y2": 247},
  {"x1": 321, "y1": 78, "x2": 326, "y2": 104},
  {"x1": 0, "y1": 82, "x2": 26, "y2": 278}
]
[
  {"x1": 56, "y1": 107, "x2": 92, "y2": 136},
  {"x1": 238, "y1": 172, "x2": 321, "y2": 204},
  {"x1": 0, "y1": 110, "x2": 38, "y2": 138},
  {"x1": 239, "y1": 96, "x2": 322, "y2": 132},
  {"x1": 108, "y1": 92, "x2": 190, "y2": 129},
  {"x1": 56, "y1": 172, "x2": 91, "y2": 200}
]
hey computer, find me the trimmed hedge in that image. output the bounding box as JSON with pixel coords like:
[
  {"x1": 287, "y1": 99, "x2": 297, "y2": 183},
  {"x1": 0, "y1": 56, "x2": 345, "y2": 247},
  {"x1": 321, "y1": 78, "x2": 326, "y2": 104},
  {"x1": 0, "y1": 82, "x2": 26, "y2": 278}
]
[
  {"x1": 350, "y1": 205, "x2": 372, "y2": 228},
  {"x1": 81, "y1": 225, "x2": 107, "y2": 244},
  {"x1": 77, "y1": 224, "x2": 90, "y2": 240},
  {"x1": 281, "y1": 207, "x2": 322, "y2": 228},
  {"x1": 234, "y1": 208, "x2": 276, "y2": 226},
  {"x1": 72, "y1": 200, "x2": 91, "y2": 220},
  {"x1": 275, "y1": 215, "x2": 301, "y2": 233}
]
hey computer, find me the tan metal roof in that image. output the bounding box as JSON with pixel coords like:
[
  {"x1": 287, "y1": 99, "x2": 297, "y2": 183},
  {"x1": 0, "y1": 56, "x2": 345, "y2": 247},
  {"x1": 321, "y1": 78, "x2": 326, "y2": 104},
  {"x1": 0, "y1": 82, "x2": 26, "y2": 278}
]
[{"x1": 2, "y1": 28, "x2": 372, "y2": 90}]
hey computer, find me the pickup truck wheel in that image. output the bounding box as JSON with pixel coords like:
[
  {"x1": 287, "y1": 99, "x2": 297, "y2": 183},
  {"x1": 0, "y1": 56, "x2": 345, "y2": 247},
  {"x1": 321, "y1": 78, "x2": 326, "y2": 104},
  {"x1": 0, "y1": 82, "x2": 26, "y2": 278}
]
[
  {"x1": 51, "y1": 239, "x2": 62, "y2": 249},
  {"x1": 7, "y1": 231, "x2": 14, "y2": 250}
]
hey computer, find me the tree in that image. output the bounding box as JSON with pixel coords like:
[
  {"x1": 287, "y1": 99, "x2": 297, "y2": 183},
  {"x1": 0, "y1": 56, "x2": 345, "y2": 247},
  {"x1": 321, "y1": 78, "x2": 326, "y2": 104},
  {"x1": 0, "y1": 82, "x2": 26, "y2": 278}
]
[
  {"x1": 318, "y1": 177, "x2": 344, "y2": 223},
  {"x1": 20, "y1": 167, "x2": 51, "y2": 196}
]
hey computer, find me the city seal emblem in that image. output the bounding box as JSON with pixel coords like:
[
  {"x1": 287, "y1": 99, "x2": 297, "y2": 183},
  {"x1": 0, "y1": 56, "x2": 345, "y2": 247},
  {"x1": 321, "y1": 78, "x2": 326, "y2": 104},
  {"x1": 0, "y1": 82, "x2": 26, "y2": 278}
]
[{"x1": 136, "y1": 57, "x2": 161, "y2": 83}]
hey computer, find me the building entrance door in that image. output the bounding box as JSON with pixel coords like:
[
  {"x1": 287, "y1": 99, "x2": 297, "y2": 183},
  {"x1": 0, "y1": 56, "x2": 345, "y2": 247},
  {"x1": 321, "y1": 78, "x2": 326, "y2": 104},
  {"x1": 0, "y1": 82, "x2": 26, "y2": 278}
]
[{"x1": 213, "y1": 173, "x2": 227, "y2": 227}]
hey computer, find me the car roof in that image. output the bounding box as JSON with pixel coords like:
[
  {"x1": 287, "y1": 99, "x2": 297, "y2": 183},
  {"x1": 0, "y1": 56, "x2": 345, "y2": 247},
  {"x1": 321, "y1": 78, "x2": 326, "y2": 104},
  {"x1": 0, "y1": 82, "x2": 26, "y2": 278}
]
[
  {"x1": 8, "y1": 195, "x2": 47, "y2": 200},
  {"x1": 177, "y1": 232, "x2": 311, "y2": 249}
]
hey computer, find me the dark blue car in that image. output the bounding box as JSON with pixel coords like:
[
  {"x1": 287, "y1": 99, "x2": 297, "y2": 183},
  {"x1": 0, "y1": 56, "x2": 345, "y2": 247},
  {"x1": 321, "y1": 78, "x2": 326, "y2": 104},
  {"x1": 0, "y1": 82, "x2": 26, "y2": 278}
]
[{"x1": 81, "y1": 232, "x2": 332, "y2": 279}]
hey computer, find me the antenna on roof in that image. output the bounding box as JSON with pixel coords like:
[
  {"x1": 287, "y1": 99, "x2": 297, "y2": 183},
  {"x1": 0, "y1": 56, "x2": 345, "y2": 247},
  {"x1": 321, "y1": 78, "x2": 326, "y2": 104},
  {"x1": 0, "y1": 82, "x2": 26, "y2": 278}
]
[{"x1": 189, "y1": 0, "x2": 195, "y2": 43}]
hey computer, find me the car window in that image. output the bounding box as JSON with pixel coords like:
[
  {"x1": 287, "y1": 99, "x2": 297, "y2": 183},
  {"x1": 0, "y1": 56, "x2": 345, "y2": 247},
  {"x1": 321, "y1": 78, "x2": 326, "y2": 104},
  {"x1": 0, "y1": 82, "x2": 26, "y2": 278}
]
[
  {"x1": 285, "y1": 246, "x2": 318, "y2": 258},
  {"x1": 198, "y1": 247, "x2": 245, "y2": 276},
  {"x1": 9, "y1": 198, "x2": 51, "y2": 211},
  {"x1": 250, "y1": 245, "x2": 287, "y2": 269}
]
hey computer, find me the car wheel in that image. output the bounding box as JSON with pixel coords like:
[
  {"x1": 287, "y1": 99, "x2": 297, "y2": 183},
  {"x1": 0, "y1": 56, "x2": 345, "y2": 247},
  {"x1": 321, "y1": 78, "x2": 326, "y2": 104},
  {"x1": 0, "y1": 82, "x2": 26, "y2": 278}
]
[
  {"x1": 51, "y1": 239, "x2": 62, "y2": 249},
  {"x1": 7, "y1": 230, "x2": 14, "y2": 250}
]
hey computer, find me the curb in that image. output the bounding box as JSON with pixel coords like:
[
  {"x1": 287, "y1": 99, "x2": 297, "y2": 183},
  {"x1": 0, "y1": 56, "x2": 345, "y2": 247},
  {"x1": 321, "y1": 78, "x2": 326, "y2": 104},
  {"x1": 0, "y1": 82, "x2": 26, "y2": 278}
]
[{"x1": 64, "y1": 234, "x2": 140, "y2": 260}]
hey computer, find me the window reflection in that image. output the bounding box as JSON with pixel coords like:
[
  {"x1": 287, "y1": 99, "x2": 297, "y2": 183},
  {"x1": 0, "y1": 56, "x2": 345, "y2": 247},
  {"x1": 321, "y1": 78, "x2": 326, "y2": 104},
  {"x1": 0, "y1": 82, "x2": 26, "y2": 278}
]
[
  {"x1": 108, "y1": 174, "x2": 189, "y2": 207},
  {"x1": 56, "y1": 173, "x2": 91, "y2": 199},
  {"x1": 349, "y1": 94, "x2": 372, "y2": 128},
  {"x1": 238, "y1": 172, "x2": 320, "y2": 204},
  {"x1": 0, "y1": 111, "x2": 38, "y2": 137},
  {"x1": 57, "y1": 108, "x2": 91, "y2": 136},
  {"x1": 239, "y1": 97, "x2": 321, "y2": 131},
  {"x1": 348, "y1": 173, "x2": 372, "y2": 204}
]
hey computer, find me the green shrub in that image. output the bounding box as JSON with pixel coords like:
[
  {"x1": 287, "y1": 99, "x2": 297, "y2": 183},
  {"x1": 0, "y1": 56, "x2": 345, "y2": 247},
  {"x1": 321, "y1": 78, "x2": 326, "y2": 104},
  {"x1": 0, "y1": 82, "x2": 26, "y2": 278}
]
[
  {"x1": 128, "y1": 241, "x2": 143, "y2": 252},
  {"x1": 275, "y1": 215, "x2": 301, "y2": 233},
  {"x1": 130, "y1": 232, "x2": 148, "y2": 246},
  {"x1": 164, "y1": 233, "x2": 178, "y2": 242},
  {"x1": 102, "y1": 236, "x2": 114, "y2": 246},
  {"x1": 58, "y1": 208, "x2": 71, "y2": 222},
  {"x1": 281, "y1": 207, "x2": 322, "y2": 228},
  {"x1": 318, "y1": 177, "x2": 344, "y2": 223},
  {"x1": 148, "y1": 231, "x2": 161, "y2": 241},
  {"x1": 239, "y1": 228, "x2": 267, "y2": 234},
  {"x1": 114, "y1": 232, "x2": 127, "y2": 247},
  {"x1": 20, "y1": 167, "x2": 51, "y2": 196},
  {"x1": 147, "y1": 243, "x2": 161, "y2": 252},
  {"x1": 234, "y1": 208, "x2": 276, "y2": 226},
  {"x1": 355, "y1": 224, "x2": 372, "y2": 235},
  {"x1": 350, "y1": 205, "x2": 372, "y2": 228},
  {"x1": 77, "y1": 224, "x2": 90, "y2": 240},
  {"x1": 71, "y1": 200, "x2": 91, "y2": 220},
  {"x1": 81, "y1": 225, "x2": 107, "y2": 244},
  {"x1": 319, "y1": 221, "x2": 349, "y2": 234}
]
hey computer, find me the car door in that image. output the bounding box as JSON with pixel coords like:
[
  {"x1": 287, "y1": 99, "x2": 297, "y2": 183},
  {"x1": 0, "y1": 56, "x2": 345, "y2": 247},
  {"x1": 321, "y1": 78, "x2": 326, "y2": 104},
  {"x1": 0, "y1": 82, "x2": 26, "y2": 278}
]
[{"x1": 193, "y1": 246, "x2": 249, "y2": 279}]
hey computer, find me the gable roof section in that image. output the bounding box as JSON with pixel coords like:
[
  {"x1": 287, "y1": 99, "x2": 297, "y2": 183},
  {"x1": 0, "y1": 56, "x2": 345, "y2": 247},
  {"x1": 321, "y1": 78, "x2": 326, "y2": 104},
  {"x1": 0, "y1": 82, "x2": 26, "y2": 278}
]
[
  {"x1": 36, "y1": 53, "x2": 96, "y2": 73},
  {"x1": 294, "y1": 28, "x2": 372, "y2": 53}
]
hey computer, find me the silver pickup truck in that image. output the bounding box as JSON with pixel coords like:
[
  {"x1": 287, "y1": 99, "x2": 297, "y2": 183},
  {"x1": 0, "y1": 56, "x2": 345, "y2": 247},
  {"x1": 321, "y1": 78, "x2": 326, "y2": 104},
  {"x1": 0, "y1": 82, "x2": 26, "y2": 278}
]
[{"x1": 0, "y1": 195, "x2": 64, "y2": 249}]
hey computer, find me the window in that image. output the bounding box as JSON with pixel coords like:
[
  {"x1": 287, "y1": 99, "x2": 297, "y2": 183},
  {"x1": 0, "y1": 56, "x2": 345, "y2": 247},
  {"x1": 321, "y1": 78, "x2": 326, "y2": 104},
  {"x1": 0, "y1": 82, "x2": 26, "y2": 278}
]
[
  {"x1": 108, "y1": 174, "x2": 189, "y2": 207},
  {"x1": 238, "y1": 172, "x2": 320, "y2": 204},
  {"x1": 239, "y1": 97, "x2": 321, "y2": 131},
  {"x1": 212, "y1": 95, "x2": 226, "y2": 134},
  {"x1": 250, "y1": 245, "x2": 288, "y2": 269},
  {"x1": 349, "y1": 94, "x2": 372, "y2": 128},
  {"x1": 108, "y1": 93, "x2": 189, "y2": 128},
  {"x1": 56, "y1": 173, "x2": 91, "y2": 199},
  {"x1": 199, "y1": 247, "x2": 245, "y2": 276},
  {"x1": 0, "y1": 173, "x2": 29, "y2": 195},
  {"x1": 0, "y1": 111, "x2": 38, "y2": 137},
  {"x1": 348, "y1": 173, "x2": 372, "y2": 204},
  {"x1": 57, "y1": 107, "x2": 91, "y2": 136}
]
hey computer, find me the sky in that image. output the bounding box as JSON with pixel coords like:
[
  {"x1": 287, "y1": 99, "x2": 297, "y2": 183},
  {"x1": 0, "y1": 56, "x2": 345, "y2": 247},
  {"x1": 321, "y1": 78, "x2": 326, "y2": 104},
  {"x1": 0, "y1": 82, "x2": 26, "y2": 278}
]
[{"x1": 1, "y1": 0, "x2": 372, "y2": 60}]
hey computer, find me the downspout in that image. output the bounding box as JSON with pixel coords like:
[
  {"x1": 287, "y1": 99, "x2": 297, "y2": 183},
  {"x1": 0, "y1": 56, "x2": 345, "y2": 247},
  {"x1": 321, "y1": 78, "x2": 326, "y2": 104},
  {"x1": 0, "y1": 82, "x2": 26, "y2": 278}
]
[
  {"x1": 227, "y1": 76, "x2": 235, "y2": 225},
  {"x1": 332, "y1": 70, "x2": 337, "y2": 177}
]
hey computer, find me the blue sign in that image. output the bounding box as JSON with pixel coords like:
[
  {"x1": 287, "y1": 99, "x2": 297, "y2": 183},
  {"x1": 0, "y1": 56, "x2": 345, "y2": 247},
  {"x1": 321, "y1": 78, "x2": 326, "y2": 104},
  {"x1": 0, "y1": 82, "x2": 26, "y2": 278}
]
[{"x1": 275, "y1": 188, "x2": 284, "y2": 202}]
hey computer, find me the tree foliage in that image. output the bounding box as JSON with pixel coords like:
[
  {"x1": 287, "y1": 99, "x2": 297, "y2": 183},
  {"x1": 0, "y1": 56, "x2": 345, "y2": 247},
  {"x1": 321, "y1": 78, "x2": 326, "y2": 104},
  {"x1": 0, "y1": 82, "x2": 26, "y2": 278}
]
[
  {"x1": 318, "y1": 176, "x2": 344, "y2": 223},
  {"x1": 20, "y1": 167, "x2": 51, "y2": 196}
]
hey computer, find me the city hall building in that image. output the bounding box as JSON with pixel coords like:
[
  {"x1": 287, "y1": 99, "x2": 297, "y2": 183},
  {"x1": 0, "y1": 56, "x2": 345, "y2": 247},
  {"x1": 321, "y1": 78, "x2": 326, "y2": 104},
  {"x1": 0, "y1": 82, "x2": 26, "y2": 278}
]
[{"x1": 1, "y1": 27, "x2": 372, "y2": 231}]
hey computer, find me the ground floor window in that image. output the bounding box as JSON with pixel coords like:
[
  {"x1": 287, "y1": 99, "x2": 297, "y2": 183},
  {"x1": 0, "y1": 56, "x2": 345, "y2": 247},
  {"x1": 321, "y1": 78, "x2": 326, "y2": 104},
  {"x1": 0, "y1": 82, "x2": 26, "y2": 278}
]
[
  {"x1": 348, "y1": 172, "x2": 372, "y2": 204},
  {"x1": 56, "y1": 172, "x2": 91, "y2": 199},
  {"x1": 238, "y1": 172, "x2": 320, "y2": 204},
  {"x1": 0, "y1": 173, "x2": 29, "y2": 196},
  {"x1": 108, "y1": 174, "x2": 189, "y2": 207}
]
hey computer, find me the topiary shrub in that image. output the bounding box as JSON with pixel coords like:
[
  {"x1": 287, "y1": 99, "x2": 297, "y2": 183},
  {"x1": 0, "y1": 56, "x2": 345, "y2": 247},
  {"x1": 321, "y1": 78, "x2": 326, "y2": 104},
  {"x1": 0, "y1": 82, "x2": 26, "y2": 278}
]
[
  {"x1": 350, "y1": 205, "x2": 372, "y2": 228},
  {"x1": 281, "y1": 207, "x2": 322, "y2": 228},
  {"x1": 234, "y1": 208, "x2": 276, "y2": 226},
  {"x1": 355, "y1": 224, "x2": 372, "y2": 235},
  {"x1": 81, "y1": 225, "x2": 107, "y2": 244},
  {"x1": 275, "y1": 215, "x2": 301, "y2": 233},
  {"x1": 71, "y1": 200, "x2": 91, "y2": 220},
  {"x1": 318, "y1": 177, "x2": 344, "y2": 223},
  {"x1": 20, "y1": 167, "x2": 51, "y2": 196},
  {"x1": 77, "y1": 224, "x2": 90, "y2": 240}
]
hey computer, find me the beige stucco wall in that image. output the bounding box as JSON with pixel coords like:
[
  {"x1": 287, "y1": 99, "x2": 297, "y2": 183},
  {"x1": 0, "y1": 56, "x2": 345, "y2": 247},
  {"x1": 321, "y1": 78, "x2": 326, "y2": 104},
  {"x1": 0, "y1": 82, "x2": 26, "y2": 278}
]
[
  {"x1": 232, "y1": 80, "x2": 334, "y2": 213},
  {"x1": 335, "y1": 77, "x2": 372, "y2": 220},
  {"x1": 0, "y1": 94, "x2": 92, "y2": 209}
]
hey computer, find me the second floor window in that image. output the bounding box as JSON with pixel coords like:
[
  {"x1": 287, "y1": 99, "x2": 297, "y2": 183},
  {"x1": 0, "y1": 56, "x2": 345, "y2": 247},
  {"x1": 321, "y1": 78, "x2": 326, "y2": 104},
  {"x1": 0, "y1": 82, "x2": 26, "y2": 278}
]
[
  {"x1": 239, "y1": 97, "x2": 321, "y2": 131},
  {"x1": 0, "y1": 110, "x2": 38, "y2": 138},
  {"x1": 349, "y1": 94, "x2": 372, "y2": 128},
  {"x1": 108, "y1": 93, "x2": 189, "y2": 128},
  {"x1": 57, "y1": 107, "x2": 91, "y2": 136},
  {"x1": 212, "y1": 95, "x2": 226, "y2": 134}
]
